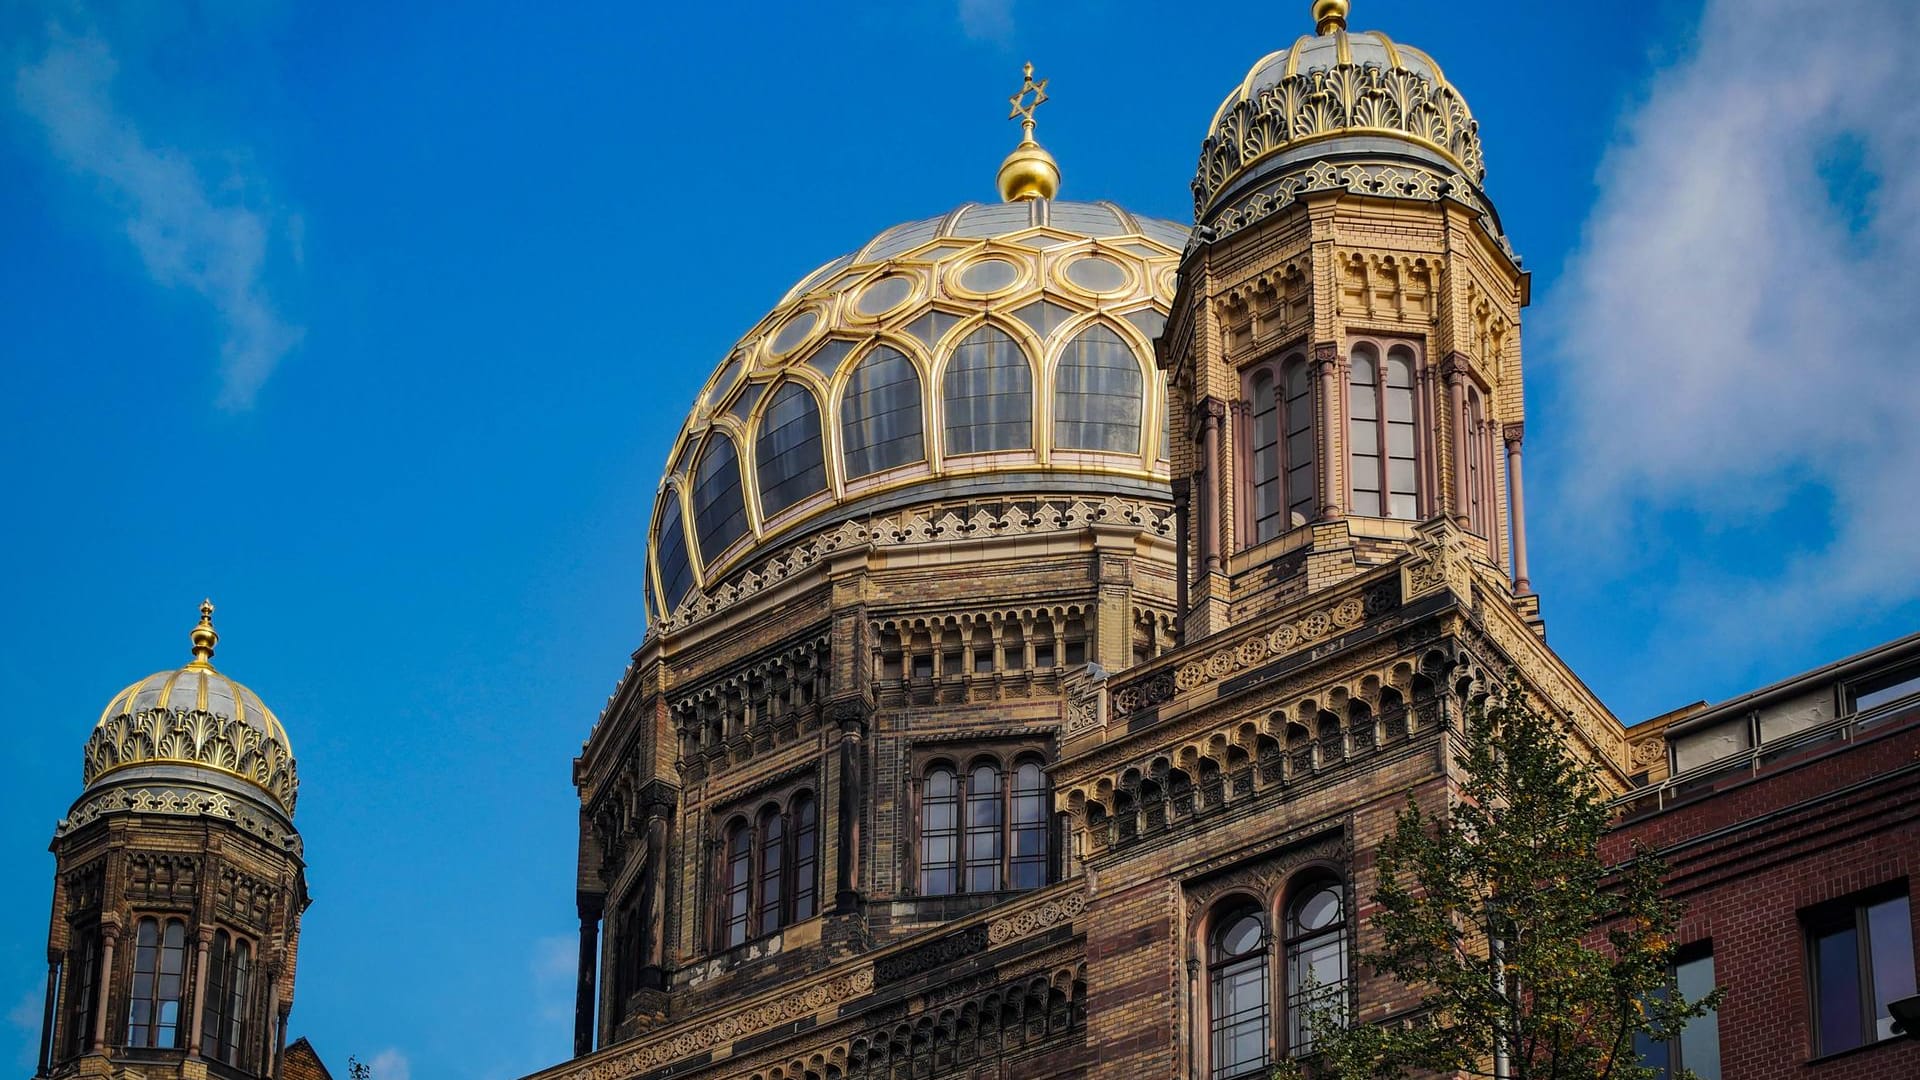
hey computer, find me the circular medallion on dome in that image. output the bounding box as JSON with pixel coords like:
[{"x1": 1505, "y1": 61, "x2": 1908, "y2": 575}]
[
  {"x1": 957, "y1": 257, "x2": 1022, "y2": 296},
  {"x1": 855, "y1": 274, "x2": 915, "y2": 318},
  {"x1": 769, "y1": 309, "x2": 821, "y2": 357},
  {"x1": 1064, "y1": 255, "x2": 1130, "y2": 295}
]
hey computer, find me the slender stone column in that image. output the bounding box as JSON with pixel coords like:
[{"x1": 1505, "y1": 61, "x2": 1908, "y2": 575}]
[
  {"x1": 36, "y1": 954, "x2": 58, "y2": 1075},
  {"x1": 188, "y1": 927, "x2": 212, "y2": 1055},
  {"x1": 1199, "y1": 400, "x2": 1224, "y2": 572},
  {"x1": 1170, "y1": 477, "x2": 1190, "y2": 639},
  {"x1": 642, "y1": 809, "x2": 670, "y2": 975},
  {"x1": 1503, "y1": 423, "x2": 1531, "y2": 594},
  {"x1": 1314, "y1": 343, "x2": 1343, "y2": 520},
  {"x1": 273, "y1": 1003, "x2": 289, "y2": 1080},
  {"x1": 833, "y1": 705, "x2": 868, "y2": 911},
  {"x1": 90, "y1": 931, "x2": 114, "y2": 1052},
  {"x1": 1444, "y1": 357, "x2": 1470, "y2": 527},
  {"x1": 573, "y1": 894, "x2": 602, "y2": 1057}
]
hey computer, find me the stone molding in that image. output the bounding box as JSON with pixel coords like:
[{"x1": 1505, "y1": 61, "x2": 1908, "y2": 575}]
[{"x1": 58, "y1": 783, "x2": 303, "y2": 854}]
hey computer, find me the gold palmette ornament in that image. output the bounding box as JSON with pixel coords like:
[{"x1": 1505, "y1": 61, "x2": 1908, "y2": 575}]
[{"x1": 996, "y1": 62, "x2": 1060, "y2": 202}]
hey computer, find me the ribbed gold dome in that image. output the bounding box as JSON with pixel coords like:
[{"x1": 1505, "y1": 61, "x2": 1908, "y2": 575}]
[{"x1": 79, "y1": 601, "x2": 299, "y2": 815}]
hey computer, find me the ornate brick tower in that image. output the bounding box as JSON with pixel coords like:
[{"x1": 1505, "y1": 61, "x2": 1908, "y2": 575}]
[
  {"x1": 36, "y1": 602, "x2": 308, "y2": 1080},
  {"x1": 1164, "y1": 0, "x2": 1537, "y2": 640}
]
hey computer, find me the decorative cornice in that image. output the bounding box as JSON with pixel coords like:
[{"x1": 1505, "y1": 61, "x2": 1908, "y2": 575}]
[
  {"x1": 83, "y1": 707, "x2": 298, "y2": 814},
  {"x1": 58, "y1": 784, "x2": 303, "y2": 855}
]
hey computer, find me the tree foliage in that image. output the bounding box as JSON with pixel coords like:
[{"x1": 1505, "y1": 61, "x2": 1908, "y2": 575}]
[{"x1": 1279, "y1": 684, "x2": 1717, "y2": 1080}]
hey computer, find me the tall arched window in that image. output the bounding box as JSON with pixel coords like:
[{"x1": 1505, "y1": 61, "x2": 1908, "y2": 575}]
[
  {"x1": 1054, "y1": 325, "x2": 1143, "y2": 452},
  {"x1": 963, "y1": 762, "x2": 1005, "y2": 892},
  {"x1": 756, "y1": 805, "x2": 785, "y2": 935},
  {"x1": 944, "y1": 326, "x2": 1032, "y2": 454},
  {"x1": 755, "y1": 382, "x2": 827, "y2": 517},
  {"x1": 723, "y1": 820, "x2": 752, "y2": 948},
  {"x1": 654, "y1": 492, "x2": 694, "y2": 615},
  {"x1": 1349, "y1": 344, "x2": 1419, "y2": 519},
  {"x1": 693, "y1": 434, "x2": 750, "y2": 565},
  {"x1": 842, "y1": 346, "x2": 925, "y2": 479},
  {"x1": 792, "y1": 793, "x2": 819, "y2": 921},
  {"x1": 1284, "y1": 880, "x2": 1349, "y2": 1054},
  {"x1": 65, "y1": 926, "x2": 99, "y2": 1057},
  {"x1": 1464, "y1": 386, "x2": 1497, "y2": 540},
  {"x1": 126, "y1": 916, "x2": 187, "y2": 1048},
  {"x1": 202, "y1": 929, "x2": 252, "y2": 1066},
  {"x1": 920, "y1": 766, "x2": 960, "y2": 895},
  {"x1": 1247, "y1": 357, "x2": 1316, "y2": 544},
  {"x1": 1209, "y1": 905, "x2": 1271, "y2": 1078},
  {"x1": 1009, "y1": 760, "x2": 1049, "y2": 890}
]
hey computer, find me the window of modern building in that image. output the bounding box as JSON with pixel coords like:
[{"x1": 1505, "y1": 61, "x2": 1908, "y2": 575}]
[
  {"x1": 654, "y1": 492, "x2": 694, "y2": 614},
  {"x1": 755, "y1": 382, "x2": 828, "y2": 517},
  {"x1": 944, "y1": 326, "x2": 1033, "y2": 454},
  {"x1": 841, "y1": 346, "x2": 925, "y2": 479},
  {"x1": 717, "y1": 791, "x2": 820, "y2": 950},
  {"x1": 1209, "y1": 904, "x2": 1270, "y2": 1079},
  {"x1": 1246, "y1": 356, "x2": 1315, "y2": 544},
  {"x1": 1635, "y1": 946, "x2": 1720, "y2": 1080},
  {"x1": 1349, "y1": 344, "x2": 1418, "y2": 520},
  {"x1": 1806, "y1": 886, "x2": 1916, "y2": 1054},
  {"x1": 1054, "y1": 325, "x2": 1143, "y2": 453},
  {"x1": 1852, "y1": 663, "x2": 1920, "y2": 716},
  {"x1": 201, "y1": 929, "x2": 253, "y2": 1066},
  {"x1": 66, "y1": 926, "x2": 99, "y2": 1057},
  {"x1": 1284, "y1": 880, "x2": 1347, "y2": 1055},
  {"x1": 126, "y1": 916, "x2": 187, "y2": 1048},
  {"x1": 692, "y1": 433, "x2": 750, "y2": 565},
  {"x1": 918, "y1": 754, "x2": 1051, "y2": 896}
]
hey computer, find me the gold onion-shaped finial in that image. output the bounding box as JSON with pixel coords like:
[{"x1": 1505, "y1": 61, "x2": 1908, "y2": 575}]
[
  {"x1": 997, "y1": 61, "x2": 1060, "y2": 202},
  {"x1": 189, "y1": 598, "x2": 219, "y2": 666},
  {"x1": 1314, "y1": 0, "x2": 1349, "y2": 34}
]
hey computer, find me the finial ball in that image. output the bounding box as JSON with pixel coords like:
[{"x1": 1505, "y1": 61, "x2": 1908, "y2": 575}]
[
  {"x1": 1314, "y1": 0, "x2": 1350, "y2": 34},
  {"x1": 190, "y1": 598, "x2": 219, "y2": 665}
]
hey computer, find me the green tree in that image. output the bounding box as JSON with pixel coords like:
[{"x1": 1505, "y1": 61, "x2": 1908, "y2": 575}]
[{"x1": 1278, "y1": 684, "x2": 1717, "y2": 1080}]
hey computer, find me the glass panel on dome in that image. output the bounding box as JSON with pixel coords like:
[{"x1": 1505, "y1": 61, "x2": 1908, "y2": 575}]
[
  {"x1": 655, "y1": 493, "x2": 695, "y2": 612},
  {"x1": 1140, "y1": 218, "x2": 1193, "y2": 250},
  {"x1": 1124, "y1": 308, "x2": 1168, "y2": 341},
  {"x1": 960, "y1": 258, "x2": 1020, "y2": 294},
  {"x1": 707, "y1": 354, "x2": 744, "y2": 406},
  {"x1": 863, "y1": 217, "x2": 942, "y2": 261},
  {"x1": 792, "y1": 254, "x2": 854, "y2": 298},
  {"x1": 950, "y1": 203, "x2": 1033, "y2": 238},
  {"x1": 855, "y1": 274, "x2": 914, "y2": 317},
  {"x1": 1054, "y1": 325, "x2": 1144, "y2": 453},
  {"x1": 806, "y1": 339, "x2": 856, "y2": 380},
  {"x1": 1011, "y1": 299, "x2": 1074, "y2": 341},
  {"x1": 1066, "y1": 255, "x2": 1129, "y2": 293},
  {"x1": 906, "y1": 310, "x2": 961, "y2": 350},
  {"x1": 1118, "y1": 241, "x2": 1167, "y2": 260},
  {"x1": 1048, "y1": 202, "x2": 1125, "y2": 236},
  {"x1": 944, "y1": 326, "x2": 1033, "y2": 454},
  {"x1": 725, "y1": 381, "x2": 765, "y2": 425},
  {"x1": 755, "y1": 382, "x2": 828, "y2": 517},
  {"x1": 769, "y1": 310, "x2": 819, "y2": 356},
  {"x1": 692, "y1": 434, "x2": 749, "y2": 564},
  {"x1": 842, "y1": 346, "x2": 925, "y2": 479}
]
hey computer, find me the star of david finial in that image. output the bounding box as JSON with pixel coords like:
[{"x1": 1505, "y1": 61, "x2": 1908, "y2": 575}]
[{"x1": 1008, "y1": 62, "x2": 1048, "y2": 128}]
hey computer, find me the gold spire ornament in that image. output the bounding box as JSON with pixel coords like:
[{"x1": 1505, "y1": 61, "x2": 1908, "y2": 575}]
[
  {"x1": 996, "y1": 62, "x2": 1060, "y2": 202},
  {"x1": 1314, "y1": 0, "x2": 1349, "y2": 35},
  {"x1": 189, "y1": 598, "x2": 219, "y2": 666}
]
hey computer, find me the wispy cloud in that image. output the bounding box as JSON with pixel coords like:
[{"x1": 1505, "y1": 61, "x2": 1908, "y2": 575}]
[
  {"x1": 369, "y1": 1048, "x2": 412, "y2": 1080},
  {"x1": 1541, "y1": 0, "x2": 1920, "y2": 644},
  {"x1": 958, "y1": 0, "x2": 1014, "y2": 43},
  {"x1": 12, "y1": 24, "x2": 302, "y2": 409}
]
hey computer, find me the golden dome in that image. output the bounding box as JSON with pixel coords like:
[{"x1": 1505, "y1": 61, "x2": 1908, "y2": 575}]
[
  {"x1": 647, "y1": 200, "x2": 1189, "y2": 628},
  {"x1": 78, "y1": 601, "x2": 299, "y2": 816},
  {"x1": 1192, "y1": 1, "x2": 1486, "y2": 228}
]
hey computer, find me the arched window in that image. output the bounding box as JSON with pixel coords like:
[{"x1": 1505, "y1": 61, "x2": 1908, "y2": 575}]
[
  {"x1": 723, "y1": 820, "x2": 752, "y2": 948},
  {"x1": 792, "y1": 793, "x2": 819, "y2": 921},
  {"x1": 755, "y1": 382, "x2": 827, "y2": 517},
  {"x1": 1054, "y1": 325, "x2": 1143, "y2": 452},
  {"x1": 1464, "y1": 386, "x2": 1497, "y2": 540},
  {"x1": 126, "y1": 916, "x2": 187, "y2": 1048},
  {"x1": 756, "y1": 804, "x2": 785, "y2": 935},
  {"x1": 65, "y1": 926, "x2": 99, "y2": 1057},
  {"x1": 693, "y1": 433, "x2": 749, "y2": 565},
  {"x1": 1284, "y1": 880, "x2": 1348, "y2": 1054},
  {"x1": 842, "y1": 346, "x2": 925, "y2": 478},
  {"x1": 1209, "y1": 905, "x2": 1271, "y2": 1078},
  {"x1": 1009, "y1": 760, "x2": 1049, "y2": 890},
  {"x1": 943, "y1": 326, "x2": 1032, "y2": 454},
  {"x1": 963, "y1": 762, "x2": 1005, "y2": 892},
  {"x1": 1349, "y1": 345, "x2": 1419, "y2": 520},
  {"x1": 920, "y1": 765, "x2": 960, "y2": 896},
  {"x1": 1247, "y1": 357, "x2": 1316, "y2": 544},
  {"x1": 654, "y1": 492, "x2": 694, "y2": 615},
  {"x1": 201, "y1": 929, "x2": 253, "y2": 1066}
]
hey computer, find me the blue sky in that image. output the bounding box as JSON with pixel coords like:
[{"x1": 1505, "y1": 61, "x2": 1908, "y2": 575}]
[{"x1": 3, "y1": 1, "x2": 1916, "y2": 1076}]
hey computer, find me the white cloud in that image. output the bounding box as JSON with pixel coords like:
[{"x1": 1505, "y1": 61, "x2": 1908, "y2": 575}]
[
  {"x1": 958, "y1": 0, "x2": 1014, "y2": 42},
  {"x1": 1541, "y1": 0, "x2": 1920, "y2": 638},
  {"x1": 369, "y1": 1048, "x2": 411, "y2": 1080},
  {"x1": 12, "y1": 24, "x2": 302, "y2": 409}
]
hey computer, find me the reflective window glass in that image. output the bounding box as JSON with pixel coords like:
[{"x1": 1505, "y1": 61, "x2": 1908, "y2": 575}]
[
  {"x1": 1054, "y1": 325, "x2": 1143, "y2": 453},
  {"x1": 654, "y1": 494, "x2": 695, "y2": 614},
  {"x1": 755, "y1": 382, "x2": 828, "y2": 517},
  {"x1": 1209, "y1": 907, "x2": 1270, "y2": 1078},
  {"x1": 944, "y1": 327, "x2": 1033, "y2": 454},
  {"x1": 842, "y1": 346, "x2": 926, "y2": 478},
  {"x1": 693, "y1": 435, "x2": 749, "y2": 564},
  {"x1": 920, "y1": 767, "x2": 959, "y2": 896}
]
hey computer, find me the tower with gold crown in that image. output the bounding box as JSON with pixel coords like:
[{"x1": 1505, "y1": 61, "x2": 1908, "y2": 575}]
[{"x1": 36, "y1": 602, "x2": 308, "y2": 1080}]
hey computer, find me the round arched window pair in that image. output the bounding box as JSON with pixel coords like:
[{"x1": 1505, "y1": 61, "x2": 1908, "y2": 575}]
[{"x1": 1205, "y1": 881, "x2": 1348, "y2": 1077}]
